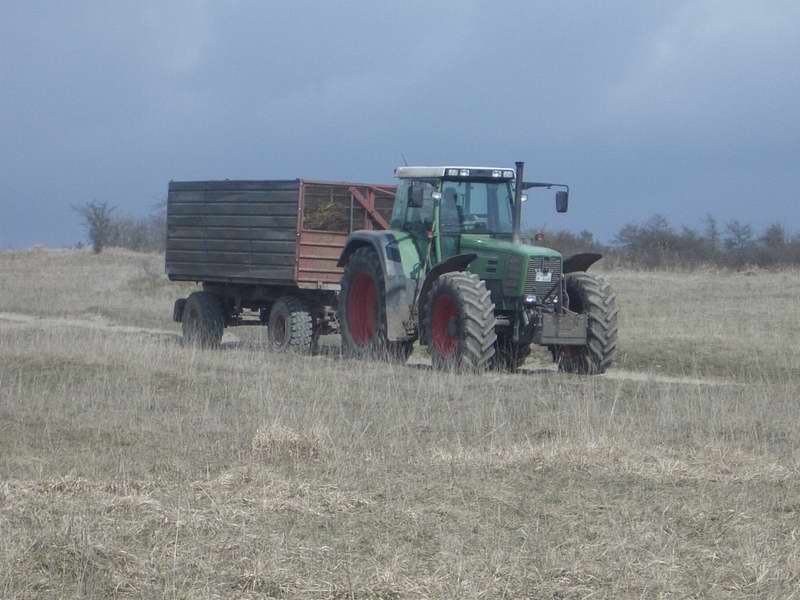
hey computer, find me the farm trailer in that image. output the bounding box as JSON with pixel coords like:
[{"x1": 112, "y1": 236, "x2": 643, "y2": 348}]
[{"x1": 166, "y1": 178, "x2": 395, "y2": 352}]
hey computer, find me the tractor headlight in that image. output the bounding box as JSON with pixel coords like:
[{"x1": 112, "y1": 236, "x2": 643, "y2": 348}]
[
  {"x1": 492, "y1": 170, "x2": 501, "y2": 178},
  {"x1": 503, "y1": 170, "x2": 514, "y2": 178},
  {"x1": 459, "y1": 169, "x2": 470, "y2": 176},
  {"x1": 524, "y1": 294, "x2": 537, "y2": 304},
  {"x1": 447, "y1": 168, "x2": 459, "y2": 176}
]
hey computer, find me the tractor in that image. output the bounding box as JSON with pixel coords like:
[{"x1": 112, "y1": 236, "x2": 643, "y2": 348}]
[{"x1": 336, "y1": 162, "x2": 618, "y2": 372}]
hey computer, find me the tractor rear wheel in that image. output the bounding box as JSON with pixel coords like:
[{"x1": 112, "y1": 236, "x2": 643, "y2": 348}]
[
  {"x1": 268, "y1": 296, "x2": 313, "y2": 353},
  {"x1": 424, "y1": 272, "x2": 496, "y2": 370},
  {"x1": 556, "y1": 272, "x2": 618, "y2": 374},
  {"x1": 339, "y1": 246, "x2": 412, "y2": 362},
  {"x1": 182, "y1": 291, "x2": 225, "y2": 348},
  {"x1": 492, "y1": 337, "x2": 532, "y2": 372}
]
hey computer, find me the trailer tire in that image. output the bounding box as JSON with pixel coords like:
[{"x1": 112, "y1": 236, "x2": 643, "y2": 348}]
[
  {"x1": 267, "y1": 296, "x2": 313, "y2": 353},
  {"x1": 182, "y1": 291, "x2": 225, "y2": 348},
  {"x1": 424, "y1": 271, "x2": 496, "y2": 371},
  {"x1": 556, "y1": 273, "x2": 618, "y2": 374}
]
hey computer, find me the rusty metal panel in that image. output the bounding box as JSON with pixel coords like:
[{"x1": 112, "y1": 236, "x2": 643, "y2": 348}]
[
  {"x1": 297, "y1": 229, "x2": 349, "y2": 286},
  {"x1": 299, "y1": 243, "x2": 341, "y2": 260},
  {"x1": 298, "y1": 257, "x2": 343, "y2": 273}
]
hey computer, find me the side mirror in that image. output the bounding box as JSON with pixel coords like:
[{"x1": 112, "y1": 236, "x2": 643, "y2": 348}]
[{"x1": 555, "y1": 190, "x2": 569, "y2": 213}]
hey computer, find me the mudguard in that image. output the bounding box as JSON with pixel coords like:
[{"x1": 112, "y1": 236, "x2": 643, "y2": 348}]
[
  {"x1": 338, "y1": 231, "x2": 418, "y2": 341},
  {"x1": 416, "y1": 253, "x2": 478, "y2": 344},
  {"x1": 563, "y1": 252, "x2": 602, "y2": 274}
]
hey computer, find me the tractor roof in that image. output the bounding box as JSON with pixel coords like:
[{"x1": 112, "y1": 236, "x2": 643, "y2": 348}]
[{"x1": 394, "y1": 166, "x2": 516, "y2": 179}]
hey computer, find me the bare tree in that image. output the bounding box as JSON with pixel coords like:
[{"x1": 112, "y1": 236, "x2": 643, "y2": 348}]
[
  {"x1": 724, "y1": 220, "x2": 754, "y2": 252},
  {"x1": 761, "y1": 223, "x2": 786, "y2": 249},
  {"x1": 72, "y1": 201, "x2": 116, "y2": 253}
]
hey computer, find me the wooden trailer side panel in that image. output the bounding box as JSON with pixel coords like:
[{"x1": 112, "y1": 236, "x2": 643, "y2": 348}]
[{"x1": 166, "y1": 180, "x2": 300, "y2": 284}]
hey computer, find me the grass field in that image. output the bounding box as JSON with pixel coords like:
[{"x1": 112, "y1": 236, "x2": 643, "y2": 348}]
[{"x1": 1, "y1": 248, "x2": 799, "y2": 598}]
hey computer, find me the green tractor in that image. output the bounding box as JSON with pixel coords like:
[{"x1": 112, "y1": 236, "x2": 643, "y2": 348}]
[{"x1": 336, "y1": 162, "x2": 618, "y2": 373}]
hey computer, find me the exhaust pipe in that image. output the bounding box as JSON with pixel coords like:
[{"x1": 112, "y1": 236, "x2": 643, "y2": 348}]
[{"x1": 512, "y1": 161, "x2": 524, "y2": 244}]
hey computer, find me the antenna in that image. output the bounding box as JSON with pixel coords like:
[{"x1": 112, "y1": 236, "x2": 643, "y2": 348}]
[{"x1": 401, "y1": 153, "x2": 408, "y2": 166}]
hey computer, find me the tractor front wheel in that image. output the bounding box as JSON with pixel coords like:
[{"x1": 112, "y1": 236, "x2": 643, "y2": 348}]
[
  {"x1": 424, "y1": 272, "x2": 496, "y2": 370},
  {"x1": 556, "y1": 272, "x2": 618, "y2": 374}
]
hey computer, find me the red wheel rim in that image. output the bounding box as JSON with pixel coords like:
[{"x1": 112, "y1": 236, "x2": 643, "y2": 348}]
[
  {"x1": 347, "y1": 272, "x2": 377, "y2": 345},
  {"x1": 431, "y1": 294, "x2": 458, "y2": 357}
]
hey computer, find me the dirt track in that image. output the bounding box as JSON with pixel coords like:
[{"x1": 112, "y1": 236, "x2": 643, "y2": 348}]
[
  {"x1": 0, "y1": 310, "x2": 732, "y2": 386},
  {"x1": 0, "y1": 311, "x2": 239, "y2": 344}
]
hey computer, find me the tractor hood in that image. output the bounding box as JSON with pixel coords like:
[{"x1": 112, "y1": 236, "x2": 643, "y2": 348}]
[{"x1": 460, "y1": 236, "x2": 562, "y2": 260}]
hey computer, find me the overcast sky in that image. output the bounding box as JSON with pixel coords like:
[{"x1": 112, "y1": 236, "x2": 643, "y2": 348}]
[{"x1": 2, "y1": 1, "x2": 798, "y2": 248}]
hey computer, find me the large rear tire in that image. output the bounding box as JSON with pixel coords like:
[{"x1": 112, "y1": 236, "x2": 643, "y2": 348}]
[
  {"x1": 556, "y1": 273, "x2": 618, "y2": 374},
  {"x1": 424, "y1": 272, "x2": 496, "y2": 370},
  {"x1": 268, "y1": 296, "x2": 313, "y2": 353},
  {"x1": 182, "y1": 291, "x2": 225, "y2": 348},
  {"x1": 339, "y1": 246, "x2": 413, "y2": 363}
]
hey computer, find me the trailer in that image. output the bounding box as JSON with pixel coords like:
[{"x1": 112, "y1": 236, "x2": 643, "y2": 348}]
[{"x1": 166, "y1": 178, "x2": 396, "y2": 351}]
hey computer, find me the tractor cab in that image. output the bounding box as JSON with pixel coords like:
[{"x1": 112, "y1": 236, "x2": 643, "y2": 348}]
[{"x1": 391, "y1": 166, "x2": 517, "y2": 262}]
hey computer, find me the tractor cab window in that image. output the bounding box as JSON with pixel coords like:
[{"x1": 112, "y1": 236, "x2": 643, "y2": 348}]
[
  {"x1": 390, "y1": 180, "x2": 437, "y2": 231},
  {"x1": 440, "y1": 180, "x2": 514, "y2": 235}
]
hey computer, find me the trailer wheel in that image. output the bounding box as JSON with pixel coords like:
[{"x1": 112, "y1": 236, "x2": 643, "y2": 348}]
[
  {"x1": 556, "y1": 273, "x2": 618, "y2": 374},
  {"x1": 268, "y1": 296, "x2": 313, "y2": 353},
  {"x1": 492, "y1": 338, "x2": 532, "y2": 372},
  {"x1": 182, "y1": 291, "x2": 225, "y2": 348},
  {"x1": 424, "y1": 272, "x2": 496, "y2": 371}
]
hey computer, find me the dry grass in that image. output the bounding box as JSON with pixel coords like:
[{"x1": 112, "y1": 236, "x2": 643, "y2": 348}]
[{"x1": 1, "y1": 248, "x2": 799, "y2": 598}]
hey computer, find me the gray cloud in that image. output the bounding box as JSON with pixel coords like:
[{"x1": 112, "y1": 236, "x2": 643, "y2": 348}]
[{"x1": 1, "y1": 1, "x2": 798, "y2": 247}]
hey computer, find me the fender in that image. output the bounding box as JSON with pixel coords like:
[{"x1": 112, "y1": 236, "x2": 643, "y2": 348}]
[
  {"x1": 563, "y1": 252, "x2": 602, "y2": 274},
  {"x1": 417, "y1": 253, "x2": 478, "y2": 344},
  {"x1": 338, "y1": 231, "x2": 417, "y2": 342},
  {"x1": 337, "y1": 231, "x2": 401, "y2": 269}
]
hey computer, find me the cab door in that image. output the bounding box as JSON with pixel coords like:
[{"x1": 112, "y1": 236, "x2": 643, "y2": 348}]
[
  {"x1": 439, "y1": 182, "x2": 462, "y2": 260},
  {"x1": 391, "y1": 180, "x2": 438, "y2": 272}
]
